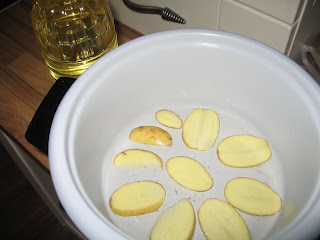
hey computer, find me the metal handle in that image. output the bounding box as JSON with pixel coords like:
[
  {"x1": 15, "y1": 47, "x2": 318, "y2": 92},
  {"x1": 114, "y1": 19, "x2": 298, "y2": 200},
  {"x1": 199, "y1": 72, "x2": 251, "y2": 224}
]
[{"x1": 122, "y1": 0, "x2": 186, "y2": 24}]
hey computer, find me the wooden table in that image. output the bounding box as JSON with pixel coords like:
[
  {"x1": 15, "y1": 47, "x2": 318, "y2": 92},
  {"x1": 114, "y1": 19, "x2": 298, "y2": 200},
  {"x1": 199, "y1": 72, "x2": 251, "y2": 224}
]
[
  {"x1": 0, "y1": 0, "x2": 142, "y2": 238},
  {"x1": 0, "y1": 0, "x2": 143, "y2": 169}
]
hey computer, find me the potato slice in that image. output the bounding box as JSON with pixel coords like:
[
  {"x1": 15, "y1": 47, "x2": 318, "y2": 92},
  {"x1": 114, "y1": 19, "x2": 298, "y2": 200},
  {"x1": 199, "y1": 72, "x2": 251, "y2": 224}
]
[
  {"x1": 113, "y1": 149, "x2": 163, "y2": 168},
  {"x1": 198, "y1": 198, "x2": 250, "y2": 240},
  {"x1": 217, "y1": 135, "x2": 272, "y2": 167},
  {"x1": 150, "y1": 199, "x2": 196, "y2": 240},
  {"x1": 182, "y1": 108, "x2": 220, "y2": 151},
  {"x1": 109, "y1": 181, "x2": 166, "y2": 216},
  {"x1": 129, "y1": 126, "x2": 173, "y2": 146},
  {"x1": 166, "y1": 156, "x2": 213, "y2": 191},
  {"x1": 155, "y1": 109, "x2": 183, "y2": 129},
  {"x1": 225, "y1": 177, "x2": 282, "y2": 216}
]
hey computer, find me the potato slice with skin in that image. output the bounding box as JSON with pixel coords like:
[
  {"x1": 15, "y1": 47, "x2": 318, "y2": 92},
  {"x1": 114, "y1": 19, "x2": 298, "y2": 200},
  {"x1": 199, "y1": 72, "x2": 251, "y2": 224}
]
[
  {"x1": 113, "y1": 149, "x2": 163, "y2": 168},
  {"x1": 109, "y1": 181, "x2": 166, "y2": 216},
  {"x1": 225, "y1": 177, "x2": 282, "y2": 216},
  {"x1": 129, "y1": 126, "x2": 173, "y2": 146},
  {"x1": 217, "y1": 135, "x2": 272, "y2": 167},
  {"x1": 155, "y1": 109, "x2": 183, "y2": 129},
  {"x1": 198, "y1": 198, "x2": 250, "y2": 240},
  {"x1": 182, "y1": 108, "x2": 220, "y2": 151},
  {"x1": 166, "y1": 156, "x2": 213, "y2": 192},
  {"x1": 150, "y1": 199, "x2": 196, "y2": 240}
]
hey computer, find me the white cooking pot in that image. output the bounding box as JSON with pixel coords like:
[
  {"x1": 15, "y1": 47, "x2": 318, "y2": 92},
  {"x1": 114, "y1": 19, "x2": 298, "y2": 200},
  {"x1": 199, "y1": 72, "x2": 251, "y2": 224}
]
[{"x1": 49, "y1": 29, "x2": 320, "y2": 240}]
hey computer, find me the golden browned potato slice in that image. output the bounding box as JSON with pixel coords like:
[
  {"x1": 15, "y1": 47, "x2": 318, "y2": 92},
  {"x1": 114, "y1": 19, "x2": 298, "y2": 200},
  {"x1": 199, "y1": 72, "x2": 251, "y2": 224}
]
[
  {"x1": 109, "y1": 181, "x2": 166, "y2": 216},
  {"x1": 166, "y1": 156, "x2": 213, "y2": 192},
  {"x1": 225, "y1": 177, "x2": 282, "y2": 216},
  {"x1": 129, "y1": 126, "x2": 173, "y2": 146},
  {"x1": 182, "y1": 108, "x2": 220, "y2": 151},
  {"x1": 217, "y1": 135, "x2": 272, "y2": 167},
  {"x1": 113, "y1": 149, "x2": 163, "y2": 168},
  {"x1": 150, "y1": 199, "x2": 196, "y2": 240},
  {"x1": 155, "y1": 109, "x2": 183, "y2": 129},
  {"x1": 198, "y1": 198, "x2": 250, "y2": 240}
]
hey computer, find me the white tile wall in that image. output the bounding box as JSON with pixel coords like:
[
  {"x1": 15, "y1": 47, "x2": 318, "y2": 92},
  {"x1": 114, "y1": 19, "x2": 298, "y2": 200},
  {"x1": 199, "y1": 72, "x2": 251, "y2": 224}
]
[
  {"x1": 235, "y1": 0, "x2": 302, "y2": 24},
  {"x1": 218, "y1": 0, "x2": 296, "y2": 53},
  {"x1": 108, "y1": 0, "x2": 318, "y2": 61}
]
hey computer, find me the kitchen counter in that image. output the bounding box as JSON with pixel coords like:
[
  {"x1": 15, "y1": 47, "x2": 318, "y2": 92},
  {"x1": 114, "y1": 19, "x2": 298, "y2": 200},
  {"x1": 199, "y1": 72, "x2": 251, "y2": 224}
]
[
  {"x1": 0, "y1": 0, "x2": 142, "y2": 238},
  {"x1": 0, "y1": 0, "x2": 143, "y2": 170}
]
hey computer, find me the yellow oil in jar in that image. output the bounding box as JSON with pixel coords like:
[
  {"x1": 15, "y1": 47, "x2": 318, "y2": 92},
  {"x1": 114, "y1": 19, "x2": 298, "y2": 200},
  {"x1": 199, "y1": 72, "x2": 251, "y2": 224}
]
[{"x1": 32, "y1": 0, "x2": 118, "y2": 81}]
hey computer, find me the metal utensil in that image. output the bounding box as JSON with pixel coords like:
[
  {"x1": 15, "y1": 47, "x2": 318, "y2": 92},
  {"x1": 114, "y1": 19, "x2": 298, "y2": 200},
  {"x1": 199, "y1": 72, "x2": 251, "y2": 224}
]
[{"x1": 122, "y1": 0, "x2": 186, "y2": 24}]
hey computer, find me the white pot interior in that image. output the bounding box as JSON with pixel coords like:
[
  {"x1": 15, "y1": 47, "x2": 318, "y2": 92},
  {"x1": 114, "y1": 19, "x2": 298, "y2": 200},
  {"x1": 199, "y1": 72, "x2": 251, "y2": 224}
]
[{"x1": 50, "y1": 30, "x2": 320, "y2": 240}]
